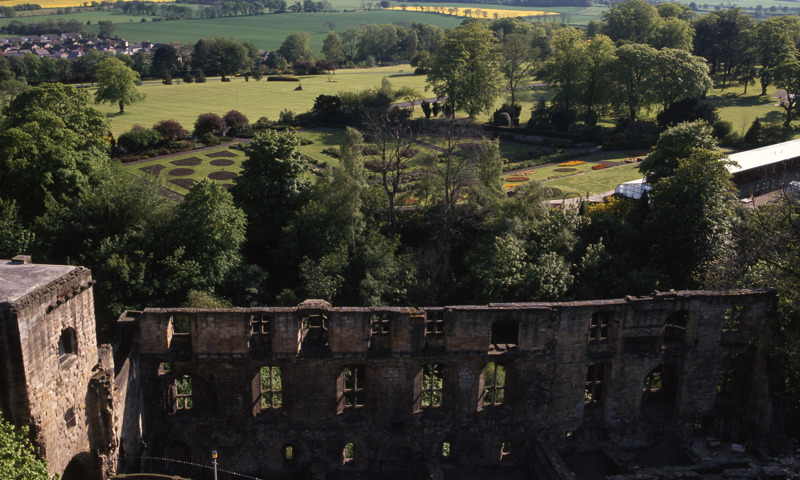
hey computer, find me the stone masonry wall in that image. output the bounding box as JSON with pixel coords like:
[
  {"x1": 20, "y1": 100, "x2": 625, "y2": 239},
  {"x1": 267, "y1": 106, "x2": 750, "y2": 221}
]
[
  {"x1": 7, "y1": 267, "x2": 99, "y2": 477},
  {"x1": 126, "y1": 290, "x2": 776, "y2": 479}
]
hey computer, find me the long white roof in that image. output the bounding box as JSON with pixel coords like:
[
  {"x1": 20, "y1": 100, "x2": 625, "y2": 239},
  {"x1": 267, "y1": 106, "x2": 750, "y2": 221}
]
[{"x1": 726, "y1": 139, "x2": 800, "y2": 173}]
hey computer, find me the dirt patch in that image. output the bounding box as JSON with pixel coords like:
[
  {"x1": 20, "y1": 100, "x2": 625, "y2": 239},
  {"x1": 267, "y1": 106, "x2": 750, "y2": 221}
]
[
  {"x1": 169, "y1": 178, "x2": 197, "y2": 189},
  {"x1": 553, "y1": 168, "x2": 578, "y2": 173},
  {"x1": 206, "y1": 150, "x2": 238, "y2": 158},
  {"x1": 169, "y1": 168, "x2": 195, "y2": 176},
  {"x1": 210, "y1": 159, "x2": 235, "y2": 166},
  {"x1": 140, "y1": 165, "x2": 165, "y2": 176},
  {"x1": 208, "y1": 171, "x2": 238, "y2": 180},
  {"x1": 171, "y1": 157, "x2": 202, "y2": 166}
]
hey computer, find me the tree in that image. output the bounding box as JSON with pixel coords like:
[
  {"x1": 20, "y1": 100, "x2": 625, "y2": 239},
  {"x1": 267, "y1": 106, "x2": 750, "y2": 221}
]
[
  {"x1": 646, "y1": 150, "x2": 737, "y2": 288},
  {"x1": 174, "y1": 180, "x2": 247, "y2": 289},
  {"x1": 498, "y1": 33, "x2": 539, "y2": 110},
  {"x1": 609, "y1": 43, "x2": 657, "y2": 121},
  {"x1": 639, "y1": 120, "x2": 717, "y2": 183},
  {"x1": 152, "y1": 44, "x2": 179, "y2": 80},
  {"x1": 0, "y1": 83, "x2": 110, "y2": 222},
  {"x1": 93, "y1": 57, "x2": 144, "y2": 113},
  {"x1": 0, "y1": 415, "x2": 56, "y2": 480},
  {"x1": 772, "y1": 58, "x2": 800, "y2": 126},
  {"x1": 541, "y1": 27, "x2": 586, "y2": 115},
  {"x1": 580, "y1": 33, "x2": 616, "y2": 124},
  {"x1": 278, "y1": 31, "x2": 312, "y2": 63},
  {"x1": 755, "y1": 16, "x2": 799, "y2": 95},
  {"x1": 427, "y1": 22, "x2": 500, "y2": 118},
  {"x1": 97, "y1": 20, "x2": 115, "y2": 39},
  {"x1": 321, "y1": 31, "x2": 345, "y2": 67},
  {"x1": 650, "y1": 48, "x2": 712, "y2": 110},
  {"x1": 194, "y1": 112, "x2": 225, "y2": 138},
  {"x1": 601, "y1": 0, "x2": 661, "y2": 45}
]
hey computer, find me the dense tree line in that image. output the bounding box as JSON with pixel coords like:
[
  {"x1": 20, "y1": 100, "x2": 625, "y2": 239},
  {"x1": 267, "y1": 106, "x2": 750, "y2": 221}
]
[{"x1": 2, "y1": 18, "x2": 86, "y2": 35}]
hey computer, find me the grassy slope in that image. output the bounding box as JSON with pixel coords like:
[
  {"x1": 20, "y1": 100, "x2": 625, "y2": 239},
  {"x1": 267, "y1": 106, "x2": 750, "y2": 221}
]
[
  {"x1": 100, "y1": 65, "x2": 428, "y2": 136},
  {"x1": 705, "y1": 84, "x2": 787, "y2": 135}
]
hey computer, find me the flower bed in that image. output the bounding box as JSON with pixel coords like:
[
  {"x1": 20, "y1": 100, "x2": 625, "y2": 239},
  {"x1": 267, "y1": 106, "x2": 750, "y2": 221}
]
[
  {"x1": 206, "y1": 150, "x2": 238, "y2": 158},
  {"x1": 553, "y1": 168, "x2": 577, "y2": 173},
  {"x1": 210, "y1": 159, "x2": 235, "y2": 166},
  {"x1": 171, "y1": 157, "x2": 202, "y2": 166},
  {"x1": 505, "y1": 176, "x2": 531, "y2": 182},
  {"x1": 557, "y1": 160, "x2": 586, "y2": 166},
  {"x1": 169, "y1": 178, "x2": 196, "y2": 189},
  {"x1": 591, "y1": 163, "x2": 615, "y2": 170},
  {"x1": 208, "y1": 171, "x2": 238, "y2": 180},
  {"x1": 140, "y1": 165, "x2": 165, "y2": 176},
  {"x1": 169, "y1": 168, "x2": 195, "y2": 176}
]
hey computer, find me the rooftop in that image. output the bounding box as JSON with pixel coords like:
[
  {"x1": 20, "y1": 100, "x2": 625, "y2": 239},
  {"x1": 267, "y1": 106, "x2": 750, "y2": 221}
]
[{"x1": 0, "y1": 258, "x2": 78, "y2": 309}]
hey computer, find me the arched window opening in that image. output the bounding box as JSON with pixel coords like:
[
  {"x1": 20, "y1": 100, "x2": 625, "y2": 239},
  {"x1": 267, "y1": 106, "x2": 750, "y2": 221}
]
[
  {"x1": 58, "y1": 328, "x2": 78, "y2": 363},
  {"x1": 641, "y1": 366, "x2": 679, "y2": 418},
  {"x1": 483, "y1": 362, "x2": 506, "y2": 406},
  {"x1": 343, "y1": 442, "x2": 355, "y2": 465},
  {"x1": 500, "y1": 441, "x2": 512, "y2": 461},
  {"x1": 176, "y1": 375, "x2": 193, "y2": 410},
  {"x1": 441, "y1": 441, "x2": 451, "y2": 459},
  {"x1": 283, "y1": 444, "x2": 296, "y2": 467}
]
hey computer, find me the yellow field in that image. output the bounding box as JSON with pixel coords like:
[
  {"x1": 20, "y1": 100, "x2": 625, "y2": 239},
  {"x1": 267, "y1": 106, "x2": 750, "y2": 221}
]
[
  {"x1": 0, "y1": 0, "x2": 171, "y2": 7},
  {"x1": 387, "y1": 5, "x2": 557, "y2": 18}
]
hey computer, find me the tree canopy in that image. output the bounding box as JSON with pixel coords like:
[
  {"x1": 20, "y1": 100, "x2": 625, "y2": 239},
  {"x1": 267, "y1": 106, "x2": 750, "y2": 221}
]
[{"x1": 93, "y1": 57, "x2": 145, "y2": 113}]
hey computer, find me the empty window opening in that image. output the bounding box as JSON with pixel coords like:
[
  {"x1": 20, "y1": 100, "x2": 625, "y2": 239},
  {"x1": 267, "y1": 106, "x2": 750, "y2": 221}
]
[
  {"x1": 176, "y1": 375, "x2": 193, "y2": 410},
  {"x1": 370, "y1": 313, "x2": 392, "y2": 335},
  {"x1": 425, "y1": 310, "x2": 445, "y2": 335},
  {"x1": 483, "y1": 362, "x2": 506, "y2": 406},
  {"x1": 589, "y1": 311, "x2": 611, "y2": 342},
  {"x1": 490, "y1": 320, "x2": 519, "y2": 352},
  {"x1": 300, "y1": 314, "x2": 329, "y2": 355},
  {"x1": 500, "y1": 441, "x2": 511, "y2": 461},
  {"x1": 343, "y1": 366, "x2": 366, "y2": 409},
  {"x1": 644, "y1": 369, "x2": 662, "y2": 393},
  {"x1": 343, "y1": 442, "x2": 355, "y2": 465},
  {"x1": 58, "y1": 328, "x2": 78, "y2": 363},
  {"x1": 172, "y1": 314, "x2": 191, "y2": 334},
  {"x1": 251, "y1": 314, "x2": 272, "y2": 353},
  {"x1": 441, "y1": 441, "x2": 451, "y2": 459},
  {"x1": 724, "y1": 306, "x2": 744, "y2": 331},
  {"x1": 261, "y1": 366, "x2": 283, "y2": 409},
  {"x1": 421, "y1": 364, "x2": 443, "y2": 408},
  {"x1": 585, "y1": 364, "x2": 607, "y2": 404},
  {"x1": 158, "y1": 362, "x2": 173, "y2": 374},
  {"x1": 663, "y1": 310, "x2": 688, "y2": 344},
  {"x1": 64, "y1": 408, "x2": 76, "y2": 428},
  {"x1": 283, "y1": 444, "x2": 295, "y2": 466},
  {"x1": 718, "y1": 353, "x2": 739, "y2": 394}
]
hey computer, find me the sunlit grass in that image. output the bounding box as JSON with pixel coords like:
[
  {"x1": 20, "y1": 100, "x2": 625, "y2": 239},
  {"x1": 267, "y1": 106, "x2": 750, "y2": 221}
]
[{"x1": 386, "y1": 5, "x2": 557, "y2": 18}]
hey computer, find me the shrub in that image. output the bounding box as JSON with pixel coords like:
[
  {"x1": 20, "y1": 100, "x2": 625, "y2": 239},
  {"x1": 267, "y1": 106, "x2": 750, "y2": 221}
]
[
  {"x1": 254, "y1": 116, "x2": 273, "y2": 130},
  {"x1": 267, "y1": 75, "x2": 300, "y2": 82},
  {"x1": 712, "y1": 119, "x2": 733, "y2": 139},
  {"x1": 117, "y1": 125, "x2": 164, "y2": 153},
  {"x1": 162, "y1": 74, "x2": 172, "y2": 85},
  {"x1": 313, "y1": 94, "x2": 342, "y2": 120},
  {"x1": 223, "y1": 110, "x2": 250, "y2": 136},
  {"x1": 203, "y1": 132, "x2": 221, "y2": 146},
  {"x1": 182, "y1": 72, "x2": 194, "y2": 83},
  {"x1": 153, "y1": 119, "x2": 187, "y2": 141},
  {"x1": 195, "y1": 70, "x2": 206, "y2": 83},
  {"x1": 279, "y1": 109, "x2": 296, "y2": 125},
  {"x1": 194, "y1": 112, "x2": 225, "y2": 139}
]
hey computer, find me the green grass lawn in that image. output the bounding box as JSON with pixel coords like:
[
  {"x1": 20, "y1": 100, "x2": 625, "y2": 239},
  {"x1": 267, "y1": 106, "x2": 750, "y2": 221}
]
[
  {"x1": 706, "y1": 84, "x2": 787, "y2": 135},
  {"x1": 99, "y1": 65, "x2": 428, "y2": 136},
  {"x1": 297, "y1": 127, "x2": 346, "y2": 167},
  {"x1": 545, "y1": 162, "x2": 644, "y2": 197}
]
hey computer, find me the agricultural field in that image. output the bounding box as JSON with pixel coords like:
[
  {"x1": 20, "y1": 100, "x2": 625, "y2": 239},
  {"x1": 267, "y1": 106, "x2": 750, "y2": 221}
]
[
  {"x1": 98, "y1": 66, "x2": 428, "y2": 136},
  {"x1": 386, "y1": 5, "x2": 559, "y2": 18}
]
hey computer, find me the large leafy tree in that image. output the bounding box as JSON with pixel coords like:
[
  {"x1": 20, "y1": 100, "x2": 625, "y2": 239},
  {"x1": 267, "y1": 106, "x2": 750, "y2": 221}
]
[
  {"x1": 650, "y1": 48, "x2": 712, "y2": 110},
  {"x1": 278, "y1": 31, "x2": 312, "y2": 63},
  {"x1": 427, "y1": 21, "x2": 500, "y2": 118},
  {"x1": 755, "y1": 16, "x2": 800, "y2": 95},
  {"x1": 610, "y1": 43, "x2": 657, "y2": 121},
  {"x1": 541, "y1": 27, "x2": 587, "y2": 114},
  {"x1": 0, "y1": 416, "x2": 56, "y2": 480},
  {"x1": 772, "y1": 58, "x2": 800, "y2": 126},
  {"x1": 93, "y1": 57, "x2": 145, "y2": 113},
  {"x1": 601, "y1": 0, "x2": 661, "y2": 45},
  {"x1": 498, "y1": 33, "x2": 539, "y2": 109},
  {"x1": 639, "y1": 120, "x2": 718, "y2": 183},
  {"x1": 0, "y1": 83, "x2": 110, "y2": 222}
]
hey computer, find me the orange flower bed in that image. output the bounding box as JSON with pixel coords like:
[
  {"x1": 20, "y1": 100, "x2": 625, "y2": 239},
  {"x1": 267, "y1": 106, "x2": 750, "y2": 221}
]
[
  {"x1": 557, "y1": 160, "x2": 586, "y2": 167},
  {"x1": 505, "y1": 176, "x2": 531, "y2": 182},
  {"x1": 591, "y1": 163, "x2": 615, "y2": 170}
]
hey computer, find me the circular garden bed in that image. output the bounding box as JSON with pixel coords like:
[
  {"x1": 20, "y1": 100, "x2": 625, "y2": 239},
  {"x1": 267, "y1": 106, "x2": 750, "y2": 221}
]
[
  {"x1": 210, "y1": 159, "x2": 235, "y2": 166},
  {"x1": 207, "y1": 150, "x2": 238, "y2": 158},
  {"x1": 171, "y1": 157, "x2": 202, "y2": 166},
  {"x1": 208, "y1": 171, "x2": 238, "y2": 180},
  {"x1": 169, "y1": 168, "x2": 195, "y2": 176},
  {"x1": 553, "y1": 168, "x2": 577, "y2": 173},
  {"x1": 505, "y1": 176, "x2": 531, "y2": 182}
]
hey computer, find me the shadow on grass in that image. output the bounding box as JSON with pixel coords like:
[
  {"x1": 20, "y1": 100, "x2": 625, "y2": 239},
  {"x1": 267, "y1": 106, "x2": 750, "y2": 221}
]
[{"x1": 710, "y1": 91, "x2": 777, "y2": 108}]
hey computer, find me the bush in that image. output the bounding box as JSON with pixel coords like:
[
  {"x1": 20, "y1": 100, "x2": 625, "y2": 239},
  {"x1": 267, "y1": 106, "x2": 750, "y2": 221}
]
[
  {"x1": 162, "y1": 74, "x2": 172, "y2": 85},
  {"x1": 267, "y1": 75, "x2": 300, "y2": 82},
  {"x1": 254, "y1": 116, "x2": 273, "y2": 130},
  {"x1": 712, "y1": 120, "x2": 733, "y2": 139},
  {"x1": 194, "y1": 112, "x2": 225, "y2": 139},
  {"x1": 657, "y1": 97, "x2": 718, "y2": 128},
  {"x1": 117, "y1": 125, "x2": 164, "y2": 153},
  {"x1": 202, "y1": 132, "x2": 221, "y2": 146},
  {"x1": 182, "y1": 72, "x2": 194, "y2": 83},
  {"x1": 223, "y1": 110, "x2": 249, "y2": 136},
  {"x1": 153, "y1": 119, "x2": 187, "y2": 141},
  {"x1": 312, "y1": 94, "x2": 342, "y2": 120},
  {"x1": 195, "y1": 70, "x2": 206, "y2": 83},
  {"x1": 279, "y1": 109, "x2": 296, "y2": 125}
]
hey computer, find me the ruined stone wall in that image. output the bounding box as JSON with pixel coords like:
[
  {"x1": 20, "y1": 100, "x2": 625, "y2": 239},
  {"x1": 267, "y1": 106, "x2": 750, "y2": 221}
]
[
  {"x1": 5, "y1": 267, "x2": 100, "y2": 477},
  {"x1": 126, "y1": 290, "x2": 776, "y2": 479}
]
